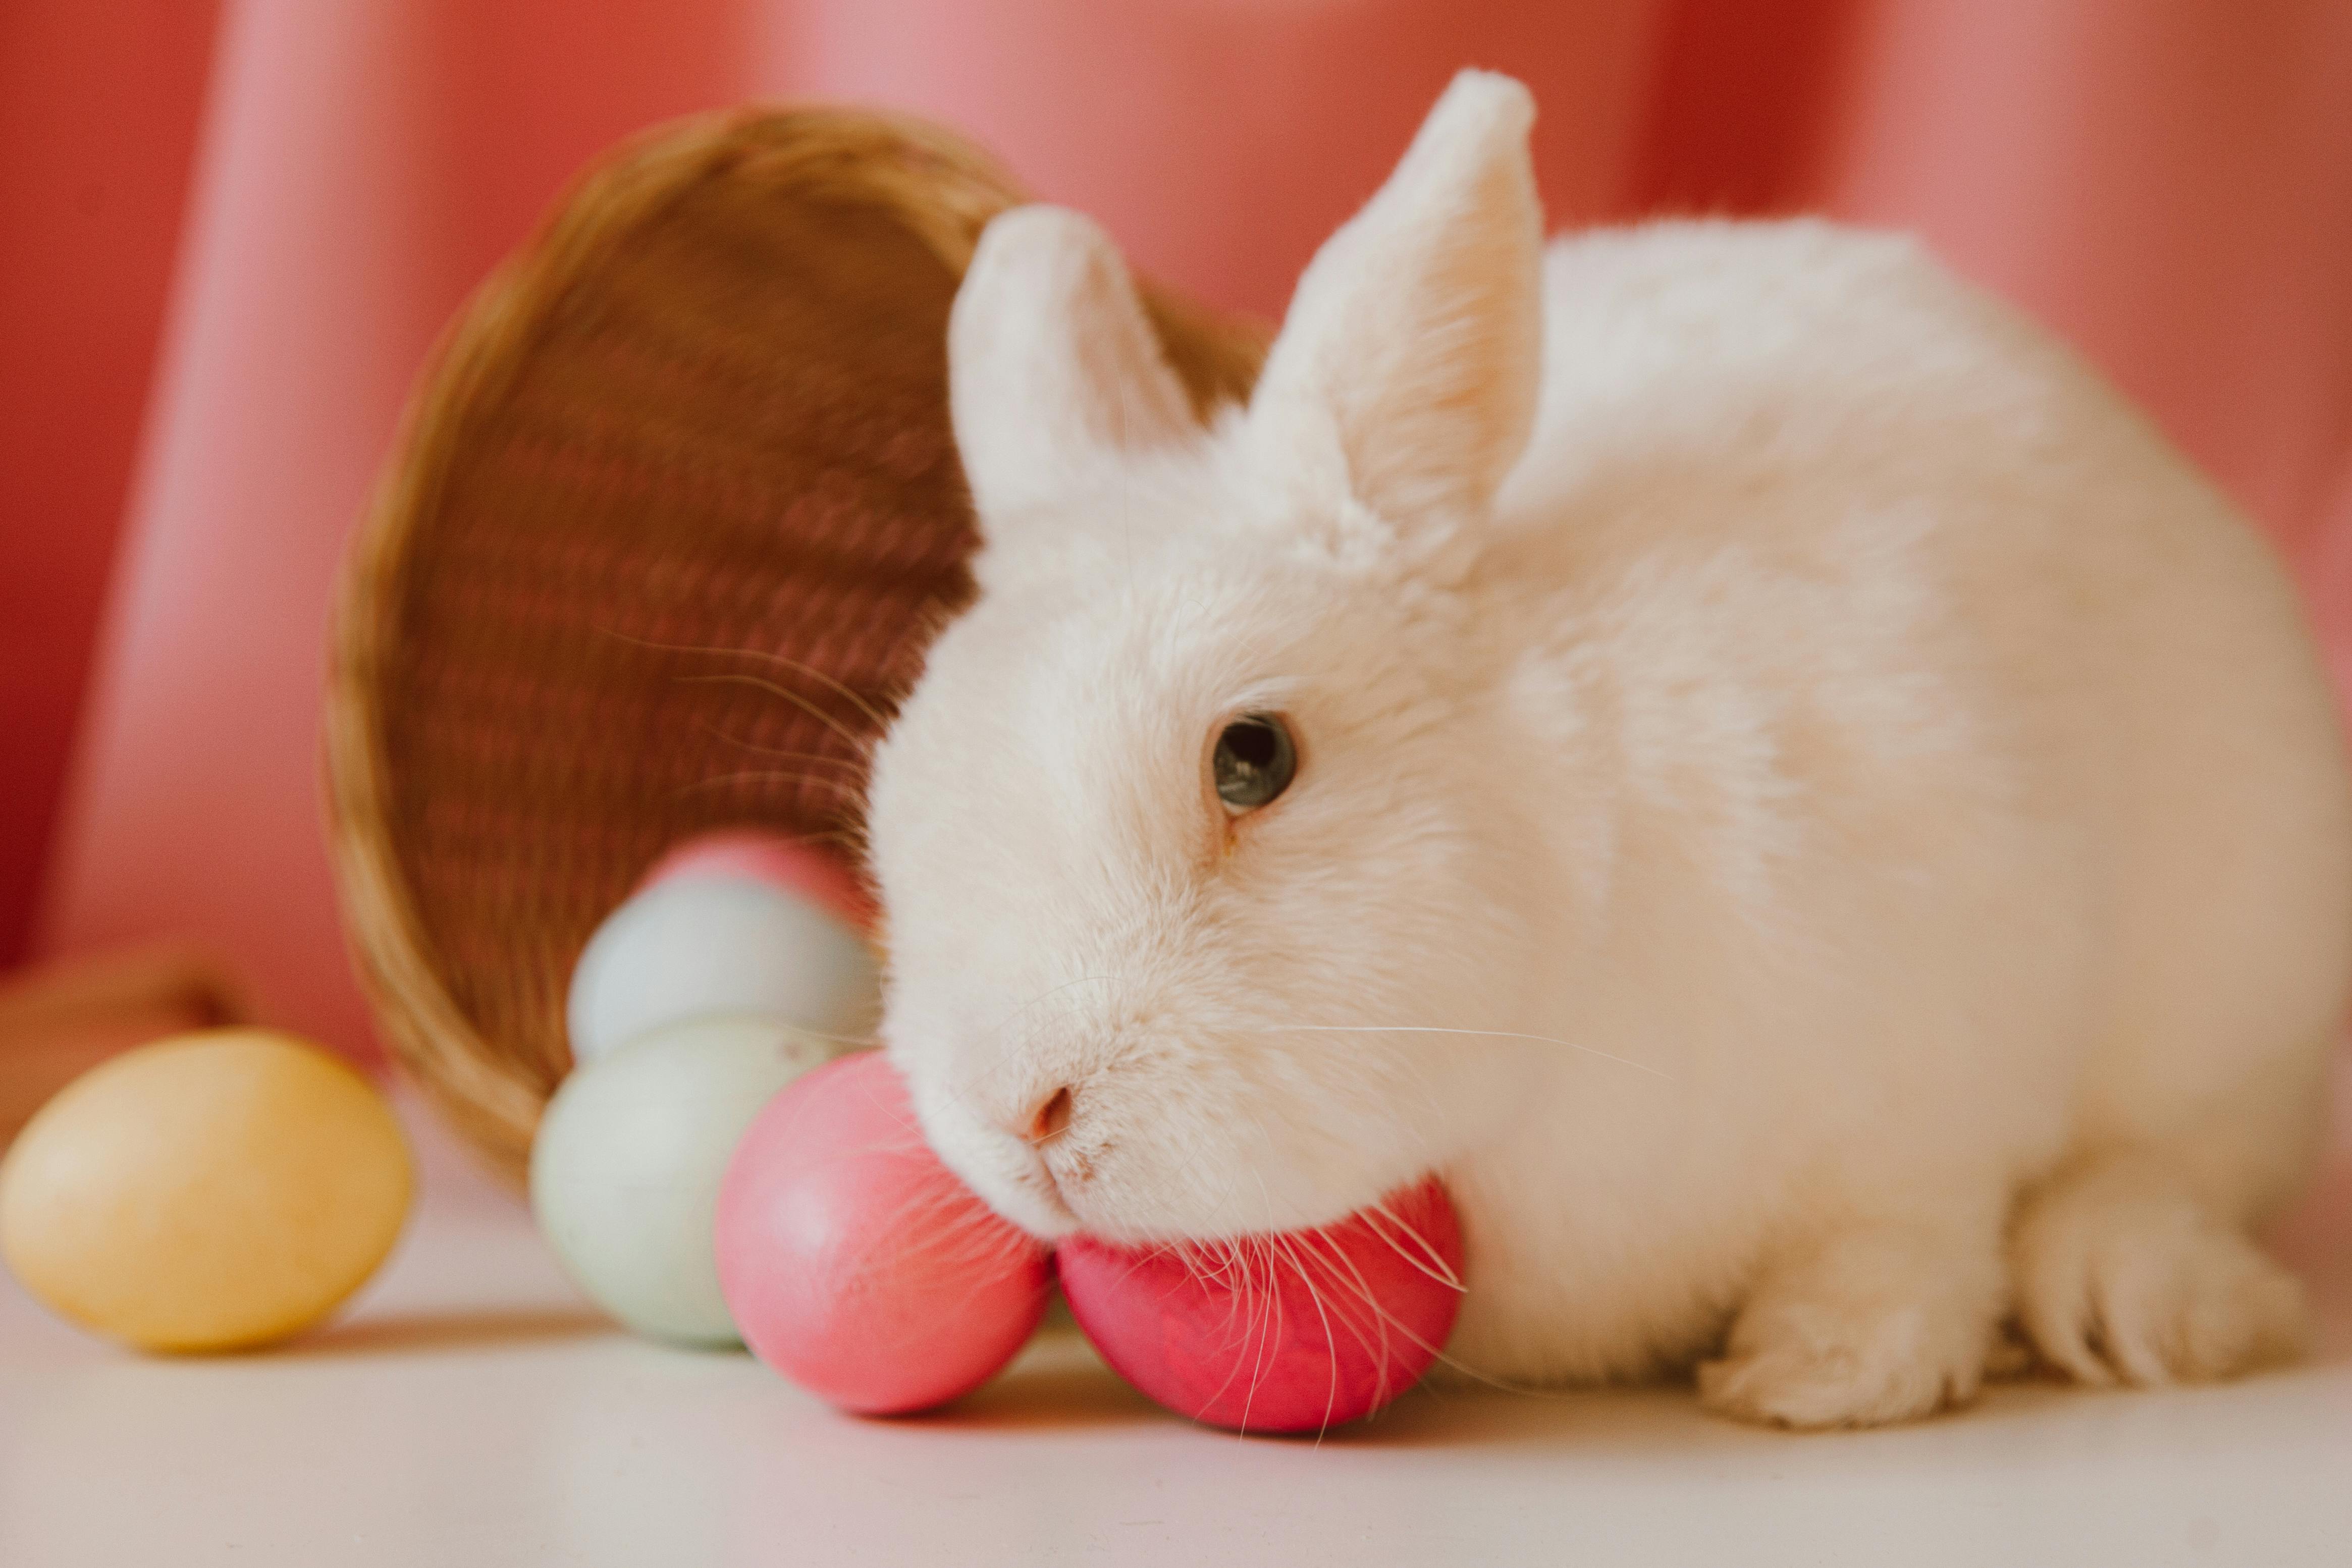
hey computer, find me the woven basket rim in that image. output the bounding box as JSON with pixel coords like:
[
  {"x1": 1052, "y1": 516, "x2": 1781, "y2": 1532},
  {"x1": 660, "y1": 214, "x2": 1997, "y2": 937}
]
[{"x1": 323, "y1": 105, "x2": 1039, "y2": 1161}]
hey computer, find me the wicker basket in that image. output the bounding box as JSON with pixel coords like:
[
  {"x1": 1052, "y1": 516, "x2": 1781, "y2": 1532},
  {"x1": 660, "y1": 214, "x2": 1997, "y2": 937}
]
[{"x1": 326, "y1": 107, "x2": 1266, "y2": 1180}]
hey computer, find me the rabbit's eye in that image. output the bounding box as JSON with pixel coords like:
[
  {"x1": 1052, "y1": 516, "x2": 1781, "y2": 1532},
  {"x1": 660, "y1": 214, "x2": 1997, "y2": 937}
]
[{"x1": 1212, "y1": 714, "x2": 1297, "y2": 815}]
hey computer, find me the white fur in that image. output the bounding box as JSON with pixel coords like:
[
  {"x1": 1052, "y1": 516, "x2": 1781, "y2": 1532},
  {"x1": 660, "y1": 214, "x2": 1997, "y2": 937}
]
[{"x1": 865, "y1": 71, "x2": 2352, "y2": 1427}]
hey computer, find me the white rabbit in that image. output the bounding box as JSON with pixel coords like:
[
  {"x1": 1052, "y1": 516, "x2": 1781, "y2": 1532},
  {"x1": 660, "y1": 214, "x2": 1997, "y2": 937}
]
[{"x1": 863, "y1": 70, "x2": 2352, "y2": 1427}]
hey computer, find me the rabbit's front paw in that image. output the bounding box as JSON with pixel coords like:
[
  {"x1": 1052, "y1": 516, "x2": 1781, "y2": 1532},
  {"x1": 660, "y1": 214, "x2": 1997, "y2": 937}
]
[{"x1": 1699, "y1": 1217, "x2": 2003, "y2": 1429}]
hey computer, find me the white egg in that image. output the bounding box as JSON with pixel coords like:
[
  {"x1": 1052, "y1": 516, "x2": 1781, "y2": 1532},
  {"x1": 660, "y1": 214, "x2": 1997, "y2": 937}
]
[
  {"x1": 566, "y1": 875, "x2": 879, "y2": 1063},
  {"x1": 530, "y1": 1016, "x2": 841, "y2": 1344}
]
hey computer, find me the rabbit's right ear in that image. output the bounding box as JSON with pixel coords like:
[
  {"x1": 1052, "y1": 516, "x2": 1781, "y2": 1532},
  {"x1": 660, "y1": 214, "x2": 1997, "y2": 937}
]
[
  {"x1": 1249, "y1": 71, "x2": 1543, "y2": 550},
  {"x1": 949, "y1": 206, "x2": 1196, "y2": 535}
]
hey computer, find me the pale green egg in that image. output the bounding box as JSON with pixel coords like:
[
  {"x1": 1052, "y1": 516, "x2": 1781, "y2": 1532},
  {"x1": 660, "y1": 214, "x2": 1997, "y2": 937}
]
[{"x1": 530, "y1": 1016, "x2": 841, "y2": 1345}]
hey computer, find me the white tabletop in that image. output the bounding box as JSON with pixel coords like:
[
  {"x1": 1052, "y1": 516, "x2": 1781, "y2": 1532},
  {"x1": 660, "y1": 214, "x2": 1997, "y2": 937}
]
[{"x1": 5, "y1": 1097, "x2": 2349, "y2": 1568}]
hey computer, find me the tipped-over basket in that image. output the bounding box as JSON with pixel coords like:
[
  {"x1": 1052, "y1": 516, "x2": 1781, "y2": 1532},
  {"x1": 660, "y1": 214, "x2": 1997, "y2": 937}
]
[{"x1": 326, "y1": 107, "x2": 1265, "y2": 1179}]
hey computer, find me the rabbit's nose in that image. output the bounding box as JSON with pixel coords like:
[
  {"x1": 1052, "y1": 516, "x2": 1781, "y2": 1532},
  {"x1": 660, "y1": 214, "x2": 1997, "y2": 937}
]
[{"x1": 1022, "y1": 1086, "x2": 1075, "y2": 1146}]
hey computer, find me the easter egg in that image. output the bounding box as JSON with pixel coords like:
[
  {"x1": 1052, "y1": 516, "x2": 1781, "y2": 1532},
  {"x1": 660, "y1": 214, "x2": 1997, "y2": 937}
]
[
  {"x1": 0, "y1": 1029, "x2": 412, "y2": 1353},
  {"x1": 1057, "y1": 1177, "x2": 1464, "y2": 1433},
  {"x1": 637, "y1": 830, "x2": 877, "y2": 934},
  {"x1": 714, "y1": 1051, "x2": 1051, "y2": 1414},
  {"x1": 530, "y1": 1016, "x2": 838, "y2": 1344},
  {"x1": 567, "y1": 874, "x2": 880, "y2": 1064}
]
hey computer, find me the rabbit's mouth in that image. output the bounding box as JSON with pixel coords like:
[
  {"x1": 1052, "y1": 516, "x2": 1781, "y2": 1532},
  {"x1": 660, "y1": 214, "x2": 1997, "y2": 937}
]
[
  {"x1": 950, "y1": 1119, "x2": 1087, "y2": 1240},
  {"x1": 1025, "y1": 1148, "x2": 1084, "y2": 1227},
  {"x1": 1036, "y1": 1128, "x2": 1111, "y2": 1212}
]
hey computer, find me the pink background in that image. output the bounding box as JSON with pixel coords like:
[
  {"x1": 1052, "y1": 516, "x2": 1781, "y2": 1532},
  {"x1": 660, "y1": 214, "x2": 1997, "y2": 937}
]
[{"x1": 4, "y1": 0, "x2": 2350, "y2": 1057}]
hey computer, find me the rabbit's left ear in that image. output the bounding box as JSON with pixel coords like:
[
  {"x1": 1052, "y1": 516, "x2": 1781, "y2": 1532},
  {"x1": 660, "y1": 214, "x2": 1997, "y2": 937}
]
[
  {"x1": 949, "y1": 206, "x2": 1196, "y2": 531},
  {"x1": 1250, "y1": 71, "x2": 1544, "y2": 540}
]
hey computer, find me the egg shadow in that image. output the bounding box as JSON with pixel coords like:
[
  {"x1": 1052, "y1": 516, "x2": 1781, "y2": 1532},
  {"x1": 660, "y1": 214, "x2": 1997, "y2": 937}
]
[
  {"x1": 278, "y1": 1306, "x2": 615, "y2": 1359},
  {"x1": 914, "y1": 1324, "x2": 1164, "y2": 1432}
]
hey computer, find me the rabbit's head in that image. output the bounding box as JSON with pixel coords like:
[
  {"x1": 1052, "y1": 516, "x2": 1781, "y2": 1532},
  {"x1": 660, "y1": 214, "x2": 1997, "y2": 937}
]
[{"x1": 868, "y1": 73, "x2": 1556, "y2": 1242}]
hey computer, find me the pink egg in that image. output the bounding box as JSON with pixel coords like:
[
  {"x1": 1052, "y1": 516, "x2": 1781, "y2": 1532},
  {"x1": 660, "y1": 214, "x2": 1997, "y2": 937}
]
[
  {"x1": 714, "y1": 1051, "x2": 1050, "y2": 1415},
  {"x1": 638, "y1": 829, "x2": 878, "y2": 934},
  {"x1": 1057, "y1": 1178, "x2": 1465, "y2": 1434}
]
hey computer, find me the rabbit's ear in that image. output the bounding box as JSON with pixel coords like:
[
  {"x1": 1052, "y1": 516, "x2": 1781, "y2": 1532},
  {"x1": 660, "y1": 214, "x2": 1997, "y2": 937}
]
[
  {"x1": 949, "y1": 206, "x2": 1196, "y2": 529},
  {"x1": 1250, "y1": 71, "x2": 1543, "y2": 542}
]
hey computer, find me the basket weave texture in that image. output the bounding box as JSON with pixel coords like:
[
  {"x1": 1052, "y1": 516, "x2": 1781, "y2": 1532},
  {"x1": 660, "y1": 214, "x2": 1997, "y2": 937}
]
[{"x1": 327, "y1": 107, "x2": 1265, "y2": 1179}]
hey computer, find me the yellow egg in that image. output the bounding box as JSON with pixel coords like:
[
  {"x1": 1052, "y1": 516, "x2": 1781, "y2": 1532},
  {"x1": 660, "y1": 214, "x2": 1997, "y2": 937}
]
[{"x1": 0, "y1": 1029, "x2": 412, "y2": 1353}]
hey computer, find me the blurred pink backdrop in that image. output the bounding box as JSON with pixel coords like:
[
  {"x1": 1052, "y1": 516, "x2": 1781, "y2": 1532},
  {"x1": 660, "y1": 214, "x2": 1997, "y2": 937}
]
[{"x1": 4, "y1": 0, "x2": 2349, "y2": 1058}]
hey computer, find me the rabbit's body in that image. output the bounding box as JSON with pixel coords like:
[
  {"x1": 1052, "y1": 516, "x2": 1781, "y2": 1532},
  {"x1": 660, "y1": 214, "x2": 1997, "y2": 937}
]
[
  {"x1": 867, "y1": 74, "x2": 2350, "y2": 1426},
  {"x1": 1441, "y1": 221, "x2": 2350, "y2": 1400}
]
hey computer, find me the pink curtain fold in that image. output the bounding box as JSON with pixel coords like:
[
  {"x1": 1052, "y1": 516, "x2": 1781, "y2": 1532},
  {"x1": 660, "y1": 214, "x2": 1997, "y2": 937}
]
[
  {"x1": 0, "y1": 0, "x2": 221, "y2": 966},
  {"x1": 4, "y1": 0, "x2": 2348, "y2": 1057}
]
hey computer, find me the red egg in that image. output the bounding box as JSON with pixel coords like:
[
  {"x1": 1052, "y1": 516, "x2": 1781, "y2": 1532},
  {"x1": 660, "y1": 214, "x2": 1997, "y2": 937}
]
[
  {"x1": 1058, "y1": 1178, "x2": 1465, "y2": 1434},
  {"x1": 713, "y1": 1051, "x2": 1050, "y2": 1415},
  {"x1": 638, "y1": 829, "x2": 878, "y2": 935}
]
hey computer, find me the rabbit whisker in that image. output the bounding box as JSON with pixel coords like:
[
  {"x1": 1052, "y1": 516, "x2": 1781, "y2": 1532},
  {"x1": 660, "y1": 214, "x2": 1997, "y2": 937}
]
[
  {"x1": 672, "y1": 769, "x2": 868, "y2": 803},
  {"x1": 597, "y1": 627, "x2": 893, "y2": 731},
  {"x1": 691, "y1": 720, "x2": 869, "y2": 770},
  {"x1": 673, "y1": 671, "x2": 869, "y2": 751}
]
